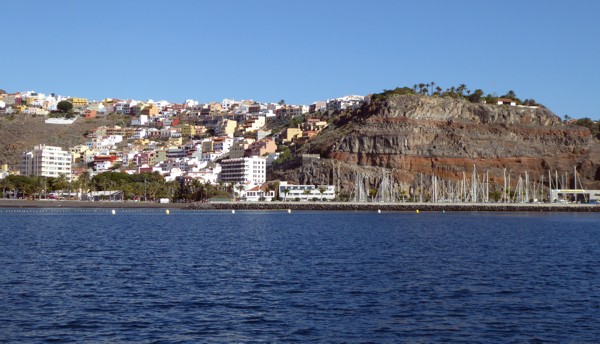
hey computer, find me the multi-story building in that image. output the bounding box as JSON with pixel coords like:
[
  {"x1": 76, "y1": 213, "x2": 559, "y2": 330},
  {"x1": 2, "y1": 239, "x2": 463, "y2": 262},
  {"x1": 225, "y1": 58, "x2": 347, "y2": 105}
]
[
  {"x1": 141, "y1": 104, "x2": 159, "y2": 117},
  {"x1": 242, "y1": 116, "x2": 266, "y2": 133},
  {"x1": 278, "y1": 181, "x2": 336, "y2": 201},
  {"x1": 281, "y1": 128, "x2": 302, "y2": 143},
  {"x1": 134, "y1": 151, "x2": 156, "y2": 166},
  {"x1": 20, "y1": 144, "x2": 72, "y2": 181},
  {"x1": 93, "y1": 155, "x2": 118, "y2": 172},
  {"x1": 69, "y1": 98, "x2": 88, "y2": 107},
  {"x1": 115, "y1": 102, "x2": 131, "y2": 114},
  {"x1": 247, "y1": 138, "x2": 277, "y2": 157},
  {"x1": 219, "y1": 156, "x2": 266, "y2": 186},
  {"x1": 229, "y1": 139, "x2": 255, "y2": 159},
  {"x1": 181, "y1": 124, "x2": 196, "y2": 138}
]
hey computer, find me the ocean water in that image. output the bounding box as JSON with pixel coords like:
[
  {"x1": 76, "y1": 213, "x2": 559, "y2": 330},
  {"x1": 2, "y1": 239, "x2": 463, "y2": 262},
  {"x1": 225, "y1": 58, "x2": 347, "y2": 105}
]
[{"x1": 0, "y1": 209, "x2": 599, "y2": 343}]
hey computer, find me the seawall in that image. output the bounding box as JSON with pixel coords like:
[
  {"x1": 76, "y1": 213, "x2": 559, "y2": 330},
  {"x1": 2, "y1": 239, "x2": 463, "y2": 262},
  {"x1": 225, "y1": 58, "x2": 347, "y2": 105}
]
[
  {"x1": 190, "y1": 201, "x2": 600, "y2": 212},
  {"x1": 1, "y1": 199, "x2": 598, "y2": 212}
]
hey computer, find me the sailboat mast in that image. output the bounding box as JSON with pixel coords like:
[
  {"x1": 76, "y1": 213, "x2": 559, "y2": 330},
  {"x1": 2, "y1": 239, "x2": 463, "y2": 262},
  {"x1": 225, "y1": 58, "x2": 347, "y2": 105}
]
[
  {"x1": 525, "y1": 171, "x2": 529, "y2": 202},
  {"x1": 503, "y1": 168, "x2": 506, "y2": 203}
]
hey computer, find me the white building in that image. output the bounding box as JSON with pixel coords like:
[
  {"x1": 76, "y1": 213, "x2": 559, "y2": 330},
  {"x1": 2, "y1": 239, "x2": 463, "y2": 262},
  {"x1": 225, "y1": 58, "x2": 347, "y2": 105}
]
[
  {"x1": 278, "y1": 181, "x2": 336, "y2": 201},
  {"x1": 245, "y1": 183, "x2": 275, "y2": 202},
  {"x1": 219, "y1": 156, "x2": 266, "y2": 186},
  {"x1": 200, "y1": 151, "x2": 225, "y2": 162},
  {"x1": 131, "y1": 115, "x2": 149, "y2": 126},
  {"x1": 20, "y1": 144, "x2": 72, "y2": 181},
  {"x1": 326, "y1": 95, "x2": 365, "y2": 111},
  {"x1": 222, "y1": 98, "x2": 236, "y2": 111}
]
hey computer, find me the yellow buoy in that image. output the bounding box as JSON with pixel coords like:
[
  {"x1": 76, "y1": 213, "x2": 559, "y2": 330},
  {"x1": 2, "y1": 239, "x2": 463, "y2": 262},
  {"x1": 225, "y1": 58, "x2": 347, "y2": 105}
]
[
  {"x1": 166, "y1": 209, "x2": 170, "y2": 215},
  {"x1": 415, "y1": 209, "x2": 420, "y2": 214}
]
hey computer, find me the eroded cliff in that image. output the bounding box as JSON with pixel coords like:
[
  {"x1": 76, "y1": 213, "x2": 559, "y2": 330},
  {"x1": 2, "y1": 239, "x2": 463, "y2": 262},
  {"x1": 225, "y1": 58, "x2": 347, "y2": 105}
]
[{"x1": 274, "y1": 94, "x2": 600, "y2": 198}]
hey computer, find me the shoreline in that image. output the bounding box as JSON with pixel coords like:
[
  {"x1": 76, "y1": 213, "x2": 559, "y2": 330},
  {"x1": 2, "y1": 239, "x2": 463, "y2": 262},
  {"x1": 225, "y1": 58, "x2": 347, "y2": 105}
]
[{"x1": 1, "y1": 199, "x2": 599, "y2": 212}]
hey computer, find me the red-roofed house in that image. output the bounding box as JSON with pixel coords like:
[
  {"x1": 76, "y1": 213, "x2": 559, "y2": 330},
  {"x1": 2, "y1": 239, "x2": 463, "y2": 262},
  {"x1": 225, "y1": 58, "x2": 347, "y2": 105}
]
[
  {"x1": 245, "y1": 183, "x2": 275, "y2": 202},
  {"x1": 497, "y1": 98, "x2": 516, "y2": 106}
]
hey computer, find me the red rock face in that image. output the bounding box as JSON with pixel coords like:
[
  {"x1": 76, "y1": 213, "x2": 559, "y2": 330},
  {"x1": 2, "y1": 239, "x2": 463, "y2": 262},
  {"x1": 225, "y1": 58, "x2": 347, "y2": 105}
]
[{"x1": 281, "y1": 95, "x2": 600, "y2": 193}]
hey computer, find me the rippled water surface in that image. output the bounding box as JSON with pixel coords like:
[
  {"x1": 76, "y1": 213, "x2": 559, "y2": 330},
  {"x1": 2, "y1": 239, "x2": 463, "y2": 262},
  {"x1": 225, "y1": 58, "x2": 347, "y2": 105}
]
[{"x1": 1, "y1": 209, "x2": 599, "y2": 342}]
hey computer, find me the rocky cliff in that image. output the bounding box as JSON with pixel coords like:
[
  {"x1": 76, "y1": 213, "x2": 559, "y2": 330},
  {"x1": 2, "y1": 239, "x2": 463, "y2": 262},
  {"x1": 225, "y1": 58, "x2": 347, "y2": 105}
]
[{"x1": 273, "y1": 94, "x2": 600, "y2": 200}]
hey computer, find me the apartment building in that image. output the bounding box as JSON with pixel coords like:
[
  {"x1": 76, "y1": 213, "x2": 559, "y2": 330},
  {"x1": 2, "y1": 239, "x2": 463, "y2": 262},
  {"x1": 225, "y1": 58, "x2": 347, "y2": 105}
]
[
  {"x1": 219, "y1": 156, "x2": 266, "y2": 185},
  {"x1": 70, "y1": 98, "x2": 88, "y2": 107},
  {"x1": 20, "y1": 144, "x2": 72, "y2": 181}
]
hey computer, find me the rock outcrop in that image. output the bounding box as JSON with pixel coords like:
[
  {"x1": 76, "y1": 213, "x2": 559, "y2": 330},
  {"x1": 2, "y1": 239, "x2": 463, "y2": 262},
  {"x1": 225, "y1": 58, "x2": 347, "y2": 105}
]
[{"x1": 273, "y1": 95, "x2": 600, "y2": 198}]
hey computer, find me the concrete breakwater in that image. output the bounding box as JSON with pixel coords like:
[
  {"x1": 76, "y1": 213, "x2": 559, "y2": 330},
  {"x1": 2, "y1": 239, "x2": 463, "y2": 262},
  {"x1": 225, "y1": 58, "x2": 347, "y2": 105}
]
[{"x1": 189, "y1": 201, "x2": 600, "y2": 212}]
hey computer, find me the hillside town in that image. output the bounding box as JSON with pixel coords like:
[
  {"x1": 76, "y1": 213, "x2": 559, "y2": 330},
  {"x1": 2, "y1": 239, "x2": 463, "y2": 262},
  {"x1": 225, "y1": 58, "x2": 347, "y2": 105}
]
[{"x1": 0, "y1": 90, "x2": 366, "y2": 201}]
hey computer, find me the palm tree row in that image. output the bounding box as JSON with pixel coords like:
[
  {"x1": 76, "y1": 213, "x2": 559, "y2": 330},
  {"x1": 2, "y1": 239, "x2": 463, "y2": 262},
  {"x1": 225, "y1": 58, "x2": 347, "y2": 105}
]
[
  {"x1": 375, "y1": 83, "x2": 543, "y2": 107},
  {"x1": 0, "y1": 171, "x2": 229, "y2": 202}
]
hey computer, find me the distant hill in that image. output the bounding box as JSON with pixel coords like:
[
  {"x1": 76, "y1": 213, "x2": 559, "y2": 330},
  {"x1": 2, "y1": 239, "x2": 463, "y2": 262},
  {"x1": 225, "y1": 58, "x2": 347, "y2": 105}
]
[{"x1": 0, "y1": 114, "x2": 130, "y2": 168}]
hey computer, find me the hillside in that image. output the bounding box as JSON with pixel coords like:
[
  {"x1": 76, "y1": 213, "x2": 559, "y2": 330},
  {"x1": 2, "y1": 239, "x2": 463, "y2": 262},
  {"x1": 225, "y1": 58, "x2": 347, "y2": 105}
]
[
  {"x1": 273, "y1": 94, "x2": 600, "y2": 199},
  {"x1": 0, "y1": 114, "x2": 131, "y2": 168}
]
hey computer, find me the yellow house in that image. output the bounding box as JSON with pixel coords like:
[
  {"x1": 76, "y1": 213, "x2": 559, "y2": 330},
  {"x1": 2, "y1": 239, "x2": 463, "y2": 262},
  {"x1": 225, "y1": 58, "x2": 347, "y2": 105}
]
[
  {"x1": 142, "y1": 104, "x2": 159, "y2": 117},
  {"x1": 181, "y1": 124, "x2": 196, "y2": 138},
  {"x1": 70, "y1": 98, "x2": 88, "y2": 107},
  {"x1": 133, "y1": 138, "x2": 151, "y2": 146},
  {"x1": 223, "y1": 119, "x2": 237, "y2": 137},
  {"x1": 282, "y1": 128, "x2": 302, "y2": 142},
  {"x1": 168, "y1": 137, "x2": 183, "y2": 146}
]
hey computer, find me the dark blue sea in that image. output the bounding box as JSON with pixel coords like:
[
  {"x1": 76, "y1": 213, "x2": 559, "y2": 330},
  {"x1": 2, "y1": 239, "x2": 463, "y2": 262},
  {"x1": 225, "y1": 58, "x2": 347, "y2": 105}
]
[{"x1": 1, "y1": 209, "x2": 599, "y2": 343}]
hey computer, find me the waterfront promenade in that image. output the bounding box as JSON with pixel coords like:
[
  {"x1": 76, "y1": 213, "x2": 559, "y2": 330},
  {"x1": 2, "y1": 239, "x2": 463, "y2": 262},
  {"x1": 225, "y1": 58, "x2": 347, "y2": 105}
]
[{"x1": 1, "y1": 199, "x2": 599, "y2": 212}]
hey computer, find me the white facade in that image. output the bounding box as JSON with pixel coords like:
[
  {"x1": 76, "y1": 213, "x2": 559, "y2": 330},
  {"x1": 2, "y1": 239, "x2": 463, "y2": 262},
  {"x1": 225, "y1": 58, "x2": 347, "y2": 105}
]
[
  {"x1": 245, "y1": 187, "x2": 275, "y2": 202},
  {"x1": 20, "y1": 144, "x2": 72, "y2": 181},
  {"x1": 279, "y1": 181, "x2": 336, "y2": 201},
  {"x1": 222, "y1": 98, "x2": 236, "y2": 111},
  {"x1": 201, "y1": 151, "x2": 225, "y2": 162},
  {"x1": 213, "y1": 137, "x2": 233, "y2": 153},
  {"x1": 219, "y1": 156, "x2": 266, "y2": 185},
  {"x1": 131, "y1": 115, "x2": 149, "y2": 126}
]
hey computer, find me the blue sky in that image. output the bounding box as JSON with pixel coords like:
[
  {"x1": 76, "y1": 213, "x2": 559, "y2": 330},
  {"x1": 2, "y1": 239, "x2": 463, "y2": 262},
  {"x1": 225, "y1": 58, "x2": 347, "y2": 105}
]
[{"x1": 2, "y1": 0, "x2": 599, "y2": 119}]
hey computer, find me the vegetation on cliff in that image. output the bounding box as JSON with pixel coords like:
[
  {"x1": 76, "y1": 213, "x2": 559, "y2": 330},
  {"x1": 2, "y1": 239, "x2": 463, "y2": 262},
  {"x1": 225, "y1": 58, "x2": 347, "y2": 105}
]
[{"x1": 371, "y1": 82, "x2": 543, "y2": 107}]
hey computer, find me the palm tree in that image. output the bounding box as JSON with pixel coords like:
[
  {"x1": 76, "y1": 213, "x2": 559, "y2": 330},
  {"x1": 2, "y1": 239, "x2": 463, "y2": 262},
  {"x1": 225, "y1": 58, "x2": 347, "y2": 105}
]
[
  {"x1": 504, "y1": 90, "x2": 517, "y2": 99},
  {"x1": 303, "y1": 189, "x2": 311, "y2": 201},
  {"x1": 400, "y1": 189, "x2": 407, "y2": 202},
  {"x1": 36, "y1": 176, "x2": 47, "y2": 199},
  {"x1": 0, "y1": 178, "x2": 13, "y2": 199},
  {"x1": 318, "y1": 187, "x2": 326, "y2": 201},
  {"x1": 236, "y1": 184, "x2": 245, "y2": 200},
  {"x1": 283, "y1": 188, "x2": 290, "y2": 202},
  {"x1": 53, "y1": 173, "x2": 69, "y2": 194},
  {"x1": 78, "y1": 171, "x2": 91, "y2": 196},
  {"x1": 457, "y1": 84, "x2": 468, "y2": 97},
  {"x1": 369, "y1": 188, "x2": 378, "y2": 202}
]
